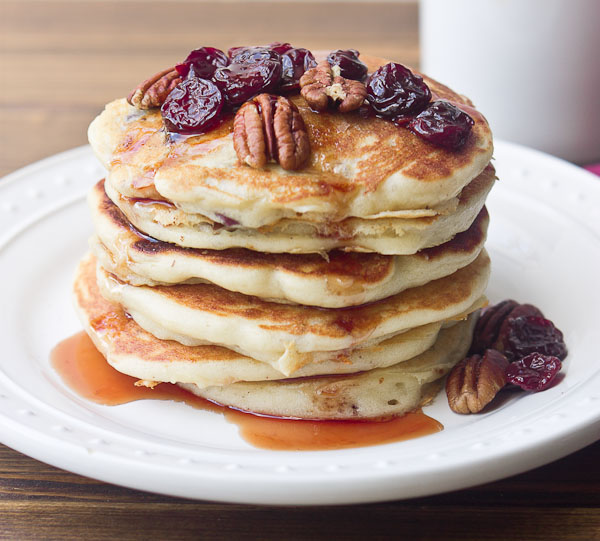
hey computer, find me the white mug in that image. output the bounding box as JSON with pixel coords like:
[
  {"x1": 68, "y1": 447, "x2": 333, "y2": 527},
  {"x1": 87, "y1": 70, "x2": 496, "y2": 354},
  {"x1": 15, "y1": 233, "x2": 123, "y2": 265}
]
[{"x1": 420, "y1": 0, "x2": 600, "y2": 164}]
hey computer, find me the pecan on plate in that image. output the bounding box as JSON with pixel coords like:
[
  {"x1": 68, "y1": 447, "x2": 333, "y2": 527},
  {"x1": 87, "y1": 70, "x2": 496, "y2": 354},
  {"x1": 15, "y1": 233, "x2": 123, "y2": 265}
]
[
  {"x1": 470, "y1": 301, "x2": 544, "y2": 355},
  {"x1": 127, "y1": 67, "x2": 182, "y2": 109},
  {"x1": 300, "y1": 61, "x2": 366, "y2": 113},
  {"x1": 470, "y1": 300, "x2": 519, "y2": 354},
  {"x1": 233, "y1": 94, "x2": 310, "y2": 171},
  {"x1": 446, "y1": 349, "x2": 509, "y2": 414}
]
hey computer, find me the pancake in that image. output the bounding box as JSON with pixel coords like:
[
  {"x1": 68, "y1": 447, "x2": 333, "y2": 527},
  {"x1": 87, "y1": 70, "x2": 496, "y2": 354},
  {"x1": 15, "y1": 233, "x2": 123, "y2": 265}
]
[
  {"x1": 90, "y1": 178, "x2": 489, "y2": 307},
  {"x1": 74, "y1": 252, "x2": 476, "y2": 417},
  {"x1": 96, "y1": 250, "x2": 490, "y2": 374},
  {"x1": 75, "y1": 253, "x2": 455, "y2": 385},
  {"x1": 88, "y1": 53, "x2": 493, "y2": 229},
  {"x1": 180, "y1": 314, "x2": 476, "y2": 420},
  {"x1": 103, "y1": 162, "x2": 495, "y2": 255},
  {"x1": 79, "y1": 47, "x2": 495, "y2": 422}
]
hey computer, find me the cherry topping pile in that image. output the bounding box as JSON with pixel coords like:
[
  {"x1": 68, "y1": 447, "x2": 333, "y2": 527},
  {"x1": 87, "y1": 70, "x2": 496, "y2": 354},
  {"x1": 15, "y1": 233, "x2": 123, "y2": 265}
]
[
  {"x1": 155, "y1": 43, "x2": 475, "y2": 149},
  {"x1": 366, "y1": 63, "x2": 474, "y2": 150},
  {"x1": 161, "y1": 42, "x2": 318, "y2": 133},
  {"x1": 470, "y1": 300, "x2": 567, "y2": 394}
]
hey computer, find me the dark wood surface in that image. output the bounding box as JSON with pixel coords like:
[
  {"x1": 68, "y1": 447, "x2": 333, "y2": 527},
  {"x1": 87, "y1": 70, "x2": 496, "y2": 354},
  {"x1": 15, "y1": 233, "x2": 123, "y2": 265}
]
[
  {"x1": 1, "y1": 2, "x2": 598, "y2": 539},
  {"x1": 2, "y1": 442, "x2": 599, "y2": 540}
]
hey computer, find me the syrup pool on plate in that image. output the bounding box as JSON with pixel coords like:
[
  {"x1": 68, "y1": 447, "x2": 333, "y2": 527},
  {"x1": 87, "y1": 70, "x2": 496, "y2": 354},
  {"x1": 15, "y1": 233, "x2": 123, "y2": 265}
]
[{"x1": 51, "y1": 332, "x2": 443, "y2": 451}]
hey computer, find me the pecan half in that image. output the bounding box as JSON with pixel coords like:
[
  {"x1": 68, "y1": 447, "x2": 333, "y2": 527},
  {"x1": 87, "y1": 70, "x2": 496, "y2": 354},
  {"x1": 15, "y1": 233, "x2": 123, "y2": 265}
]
[
  {"x1": 233, "y1": 94, "x2": 310, "y2": 170},
  {"x1": 446, "y1": 350, "x2": 509, "y2": 414},
  {"x1": 127, "y1": 67, "x2": 182, "y2": 109},
  {"x1": 300, "y1": 61, "x2": 366, "y2": 113}
]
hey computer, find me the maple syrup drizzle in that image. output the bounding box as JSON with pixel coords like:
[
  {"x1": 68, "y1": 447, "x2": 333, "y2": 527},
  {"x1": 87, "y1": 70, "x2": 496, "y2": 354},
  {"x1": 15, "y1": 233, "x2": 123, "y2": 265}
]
[{"x1": 51, "y1": 332, "x2": 442, "y2": 451}]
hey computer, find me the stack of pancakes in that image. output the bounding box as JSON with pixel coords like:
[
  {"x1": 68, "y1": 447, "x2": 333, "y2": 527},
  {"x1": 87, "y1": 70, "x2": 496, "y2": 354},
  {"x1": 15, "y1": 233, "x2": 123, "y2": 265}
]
[{"x1": 74, "y1": 54, "x2": 494, "y2": 420}]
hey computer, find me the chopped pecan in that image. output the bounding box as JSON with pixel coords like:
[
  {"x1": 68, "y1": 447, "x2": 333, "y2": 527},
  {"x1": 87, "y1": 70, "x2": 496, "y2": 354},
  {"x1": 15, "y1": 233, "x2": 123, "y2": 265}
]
[
  {"x1": 300, "y1": 61, "x2": 366, "y2": 113},
  {"x1": 446, "y1": 350, "x2": 509, "y2": 414},
  {"x1": 233, "y1": 94, "x2": 310, "y2": 170},
  {"x1": 127, "y1": 67, "x2": 182, "y2": 109}
]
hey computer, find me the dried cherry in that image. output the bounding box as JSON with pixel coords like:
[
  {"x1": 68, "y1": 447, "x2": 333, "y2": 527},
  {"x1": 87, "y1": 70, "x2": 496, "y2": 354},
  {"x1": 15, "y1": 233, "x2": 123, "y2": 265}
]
[
  {"x1": 471, "y1": 301, "x2": 543, "y2": 355},
  {"x1": 408, "y1": 101, "x2": 474, "y2": 150},
  {"x1": 226, "y1": 43, "x2": 315, "y2": 92},
  {"x1": 266, "y1": 42, "x2": 294, "y2": 55},
  {"x1": 215, "y1": 213, "x2": 240, "y2": 227},
  {"x1": 213, "y1": 61, "x2": 282, "y2": 106},
  {"x1": 501, "y1": 303, "x2": 544, "y2": 321},
  {"x1": 498, "y1": 315, "x2": 568, "y2": 362},
  {"x1": 228, "y1": 46, "x2": 281, "y2": 65},
  {"x1": 175, "y1": 47, "x2": 229, "y2": 79},
  {"x1": 161, "y1": 78, "x2": 223, "y2": 134},
  {"x1": 327, "y1": 49, "x2": 368, "y2": 81},
  {"x1": 280, "y1": 47, "x2": 317, "y2": 92},
  {"x1": 506, "y1": 353, "x2": 562, "y2": 391},
  {"x1": 366, "y1": 62, "x2": 431, "y2": 118}
]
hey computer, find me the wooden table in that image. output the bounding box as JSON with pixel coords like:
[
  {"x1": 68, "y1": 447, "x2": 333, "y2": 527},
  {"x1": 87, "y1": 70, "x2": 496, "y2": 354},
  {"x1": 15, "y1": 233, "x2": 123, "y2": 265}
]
[{"x1": 1, "y1": 2, "x2": 598, "y2": 539}]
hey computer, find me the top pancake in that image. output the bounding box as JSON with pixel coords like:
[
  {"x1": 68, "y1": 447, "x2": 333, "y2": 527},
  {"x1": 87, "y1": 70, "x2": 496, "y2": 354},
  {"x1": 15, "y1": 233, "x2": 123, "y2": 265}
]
[{"x1": 88, "y1": 53, "x2": 493, "y2": 229}]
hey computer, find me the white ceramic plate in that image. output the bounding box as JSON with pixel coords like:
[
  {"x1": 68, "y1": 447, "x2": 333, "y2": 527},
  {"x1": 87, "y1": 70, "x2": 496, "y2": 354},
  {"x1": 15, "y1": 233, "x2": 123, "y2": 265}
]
[{"x1": 1, "y1": 141, "x2": 599, "y2": 505}]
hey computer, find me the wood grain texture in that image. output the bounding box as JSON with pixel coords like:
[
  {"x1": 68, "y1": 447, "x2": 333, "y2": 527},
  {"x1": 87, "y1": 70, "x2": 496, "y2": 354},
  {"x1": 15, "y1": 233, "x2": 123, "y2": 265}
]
[
  {"x1": 1, "y1": 2, "x2": 599, "y2": 539},
  {"x1": 1, "y1": 441, "x2": 599, "y2": 540}
]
